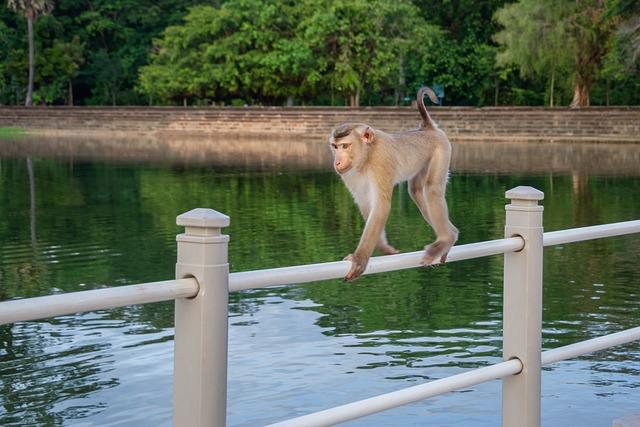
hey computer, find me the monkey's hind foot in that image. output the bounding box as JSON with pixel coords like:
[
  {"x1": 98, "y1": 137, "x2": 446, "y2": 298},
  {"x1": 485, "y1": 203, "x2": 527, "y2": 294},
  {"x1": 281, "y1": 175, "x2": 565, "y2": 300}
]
[{"x1": 420, "y1": 241, "x2": 452, "y2": 267}]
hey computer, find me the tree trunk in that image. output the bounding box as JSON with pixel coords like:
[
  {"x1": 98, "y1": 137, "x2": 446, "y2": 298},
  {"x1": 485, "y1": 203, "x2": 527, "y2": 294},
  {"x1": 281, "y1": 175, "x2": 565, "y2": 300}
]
[
  {"x1": 494, "y1": 77, "x2": 500, "y2": 106},
  {"x1": 67, "y1": 80, "x2": 74, "y2": 106},
  {"x1": 26, "y1": 16, "x2": 35, "y2": 106},
  {"x1": 183, "y1": 97, "x2": 187, "y2": 107},
  {"x1": 395, "y1": 56, "x2": 405, "y2": 106},
  {"x1": 349, "y1": 89, "x2": 360, "y2": 107},
  {"x1": 569, "y1": 78, "x2": 590, "y2": 108},
  {"x1": 549, "y1": 72, "x2": 555, "y2": 107},
  {"x1": 286, "y1": 96, "x2": 294, "y2": 107}
]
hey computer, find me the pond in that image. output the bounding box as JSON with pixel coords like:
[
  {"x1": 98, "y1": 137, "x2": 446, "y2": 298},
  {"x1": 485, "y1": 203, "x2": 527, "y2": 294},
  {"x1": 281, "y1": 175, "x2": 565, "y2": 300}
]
[{"x1": 0, "y1": 135, "x2": 639, "y2": 426}]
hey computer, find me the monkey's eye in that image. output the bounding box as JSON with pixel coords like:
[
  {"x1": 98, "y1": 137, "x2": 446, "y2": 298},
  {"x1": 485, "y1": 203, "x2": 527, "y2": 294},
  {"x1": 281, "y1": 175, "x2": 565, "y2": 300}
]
[
  {"x1": 341, "y1": 143, "x2": 352, "y2": 150},
  {"x1": 330, "y1": 143, "x2": 338, "y2": 149}
]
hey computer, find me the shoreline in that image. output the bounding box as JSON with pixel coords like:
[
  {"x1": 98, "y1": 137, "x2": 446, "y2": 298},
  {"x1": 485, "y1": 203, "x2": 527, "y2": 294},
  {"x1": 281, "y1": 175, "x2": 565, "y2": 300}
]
[
  {"x1": 2, "y1": 133, "x2": 639, "y2": 175},
  {"x1": 1, "y1": 106, "x2": 639, "y2": 143}
]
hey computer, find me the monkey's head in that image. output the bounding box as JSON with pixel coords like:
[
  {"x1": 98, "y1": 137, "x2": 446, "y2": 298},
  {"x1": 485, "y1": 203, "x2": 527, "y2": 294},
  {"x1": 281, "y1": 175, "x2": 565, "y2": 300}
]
[{"x1": 329, "y1": 124, "x2": 375, "y2": 175}]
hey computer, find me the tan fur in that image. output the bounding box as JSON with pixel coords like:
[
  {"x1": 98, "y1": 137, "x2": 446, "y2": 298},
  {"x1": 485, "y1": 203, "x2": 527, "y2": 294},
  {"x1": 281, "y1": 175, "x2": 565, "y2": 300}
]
[{"x1": 329, "y1": 87, "x2": 458, "y2": 281}]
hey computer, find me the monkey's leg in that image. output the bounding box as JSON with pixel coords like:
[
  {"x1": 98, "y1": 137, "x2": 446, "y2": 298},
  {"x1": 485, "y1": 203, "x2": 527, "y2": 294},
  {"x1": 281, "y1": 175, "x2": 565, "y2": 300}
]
[
  {"x1": 409, "y1": 169, "x2": 450, "y2": 265},
  {"x1": 421, "y1": 150, "x2": 459, "y2": 266},
  {"x1": 356, "y1": 200, "x2": 398, "y2": 256},
  {"x1": 408, "y1": 167, "x2": 434, "y2": 228}
]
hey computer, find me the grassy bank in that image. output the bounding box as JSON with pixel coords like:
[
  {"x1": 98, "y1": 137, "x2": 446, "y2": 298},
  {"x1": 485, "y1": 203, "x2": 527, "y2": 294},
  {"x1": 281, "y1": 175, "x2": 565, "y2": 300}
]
[{"x1": 0, "y1": 127, "x2": 25, "y2": 137}]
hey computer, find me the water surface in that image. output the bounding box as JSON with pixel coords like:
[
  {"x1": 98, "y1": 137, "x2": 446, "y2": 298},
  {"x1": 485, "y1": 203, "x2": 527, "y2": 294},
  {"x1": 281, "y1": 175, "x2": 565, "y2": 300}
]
[{"x1": 0, "y1": 136, "x2": 639, "y2": 426}]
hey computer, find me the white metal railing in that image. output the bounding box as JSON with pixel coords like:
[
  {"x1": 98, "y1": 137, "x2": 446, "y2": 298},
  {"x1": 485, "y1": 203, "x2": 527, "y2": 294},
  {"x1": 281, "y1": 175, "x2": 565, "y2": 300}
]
[
  {"x1": 229, "y1": 236, "x2": 524, "y2": 291},
  {"x1": 0, "y1": 278, "x2": 199, "y2": 325},
  {"x1": 264, "y1": 325, "x2": 640, "y2": 427},
  {"x1": 0, "y1": 186, "x2": 639, "y2": 427},
  {"x1": 265, "y1": 359, "x2": 525, "y2": 427}
]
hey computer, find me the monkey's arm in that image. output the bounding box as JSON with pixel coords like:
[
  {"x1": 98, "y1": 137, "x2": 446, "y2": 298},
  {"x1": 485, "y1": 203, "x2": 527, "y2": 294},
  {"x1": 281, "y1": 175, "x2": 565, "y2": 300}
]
[
  {"x1": 355, "y1": 199, "x2": 399, "y2": 256},
  {"x1": 345, "y1": 195, "x2": 392, "y2": 281}
]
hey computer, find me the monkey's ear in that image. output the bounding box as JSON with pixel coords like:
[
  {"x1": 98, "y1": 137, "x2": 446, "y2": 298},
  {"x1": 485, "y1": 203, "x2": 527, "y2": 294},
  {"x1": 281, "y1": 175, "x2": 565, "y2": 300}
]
[{"x1": 361, "y1": 126, "x2": 375, "y2": 144}]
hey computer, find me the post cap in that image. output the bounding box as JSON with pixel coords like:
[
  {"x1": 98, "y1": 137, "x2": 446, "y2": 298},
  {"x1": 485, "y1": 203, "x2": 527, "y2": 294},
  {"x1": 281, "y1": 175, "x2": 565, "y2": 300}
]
[
  {"x1": 505, "y1": 186, "x2": 544, "y2": 201},
  {"x1": 177, "y1": 208, "x2": 230, "y2": 228}
]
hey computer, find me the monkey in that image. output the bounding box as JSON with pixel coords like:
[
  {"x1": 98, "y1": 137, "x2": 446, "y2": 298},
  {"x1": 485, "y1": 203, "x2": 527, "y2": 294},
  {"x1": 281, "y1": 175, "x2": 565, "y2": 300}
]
[{"x1": 329, "y1": 87, "x2": 458, "y2": 281}]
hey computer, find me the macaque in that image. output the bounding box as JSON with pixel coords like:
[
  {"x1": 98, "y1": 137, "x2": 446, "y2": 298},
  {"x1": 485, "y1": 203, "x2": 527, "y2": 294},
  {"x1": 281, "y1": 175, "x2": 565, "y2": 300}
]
[{"x1": 329, "y1": 87, "x2": 458, "y2": 281}]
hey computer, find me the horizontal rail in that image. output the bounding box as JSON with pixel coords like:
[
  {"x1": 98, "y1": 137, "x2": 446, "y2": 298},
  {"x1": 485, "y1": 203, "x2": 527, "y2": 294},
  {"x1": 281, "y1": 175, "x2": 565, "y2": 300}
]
[
  {"x1": 267, "y1": 325, "x2": 640, "y2": 427},
  {"x1": 265, "y1": 359, "x2": 523, "y2": 427},
  {"x1": 229, "y1": 237, "x2": 525, "y2": 292},
  {"x1": 0, "y1": 238, "x2": 524, "y2": 325},
  {"x1": 231, "y1": 220, "x2": 640, "y2": 292},
  {"x1": 0, "y1": 278, "x2": 199, "y2": 326},
  {"x1": 542, "y1": 325, "x2": 640, "y2": 365},
  {"x1": 543, "y1": 220, "x2": 640, "y2": 247},
  {"x1": 1, "y1": 221, "x2": 637, "y2": 324}
]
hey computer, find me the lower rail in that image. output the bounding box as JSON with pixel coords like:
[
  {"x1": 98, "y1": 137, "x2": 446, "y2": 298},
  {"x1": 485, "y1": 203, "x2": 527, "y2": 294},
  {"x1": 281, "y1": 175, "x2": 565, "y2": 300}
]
[
  {"x1": 542, "y1": 326, "x2": 640, "y2": 365},
  {"x1": 267, "y1": 325, "x2": 640, "y2": 427},
  {"x1": 266, "y1": 359, "x2": 523, "y2": 427}
]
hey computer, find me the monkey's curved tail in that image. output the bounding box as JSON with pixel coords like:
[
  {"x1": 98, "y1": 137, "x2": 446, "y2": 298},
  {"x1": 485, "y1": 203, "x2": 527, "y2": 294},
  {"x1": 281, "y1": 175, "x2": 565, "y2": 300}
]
[{"x1": 418, "y1": 86, "x2": 440, "y2": 129}]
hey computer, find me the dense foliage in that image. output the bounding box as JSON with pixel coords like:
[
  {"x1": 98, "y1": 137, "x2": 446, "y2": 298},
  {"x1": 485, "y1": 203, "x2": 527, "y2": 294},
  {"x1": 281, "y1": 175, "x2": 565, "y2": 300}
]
[
  {"x1": 1, "y1": 0, "x2": 638, "y2": 106},
  {"x1": 495, "y1": 0, "x2": 638, "y2": 107}
]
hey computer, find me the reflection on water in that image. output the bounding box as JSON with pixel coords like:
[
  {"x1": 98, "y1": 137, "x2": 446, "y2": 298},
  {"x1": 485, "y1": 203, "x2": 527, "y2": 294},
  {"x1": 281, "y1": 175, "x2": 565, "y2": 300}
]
[
  {"x1": 0, "y1": 137, "x2": 639, "y2": 426},
  {"x1": 1, "y1": 134, "x2": 640, "y2": 174}
]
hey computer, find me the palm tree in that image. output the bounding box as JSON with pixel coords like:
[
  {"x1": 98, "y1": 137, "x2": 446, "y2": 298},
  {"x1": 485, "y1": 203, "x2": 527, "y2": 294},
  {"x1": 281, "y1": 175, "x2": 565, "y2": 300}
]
[{"x1": 7, "y1": 0, "x2": 54, "y2": 106}]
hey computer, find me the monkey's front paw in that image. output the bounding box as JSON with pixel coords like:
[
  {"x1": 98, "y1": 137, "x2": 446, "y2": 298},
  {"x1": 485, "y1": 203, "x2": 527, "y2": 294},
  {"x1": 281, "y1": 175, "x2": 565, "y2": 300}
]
[{"x1": 343, "y1": 253, "x2": 368, "y2": 281}]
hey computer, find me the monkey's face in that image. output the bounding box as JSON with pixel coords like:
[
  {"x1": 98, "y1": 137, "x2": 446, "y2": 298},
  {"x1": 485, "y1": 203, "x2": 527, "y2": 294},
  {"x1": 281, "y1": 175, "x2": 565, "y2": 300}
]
[
  {"x1": 329, "y1": 125, "x2": 374, "y2": 175},
  {"x1": 330, "y1": 136, "x2": 356, "y2": 174}
]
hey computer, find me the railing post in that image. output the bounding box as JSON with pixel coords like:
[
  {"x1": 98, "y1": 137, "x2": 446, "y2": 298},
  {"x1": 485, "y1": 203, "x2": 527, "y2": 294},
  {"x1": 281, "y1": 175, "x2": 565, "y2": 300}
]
[
  {"x1": 174, "y1": 208, "x2": 230, "y2": 427},
  {"x1": 503, "y1": 186, "x2": 544, "y2": 427}
]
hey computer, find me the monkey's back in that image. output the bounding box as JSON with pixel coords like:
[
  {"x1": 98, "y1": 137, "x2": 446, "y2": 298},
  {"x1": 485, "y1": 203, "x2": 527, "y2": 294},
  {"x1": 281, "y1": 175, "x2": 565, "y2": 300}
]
[{"x1": 376, "y1": 128, "x2": 451, "y2": 183}]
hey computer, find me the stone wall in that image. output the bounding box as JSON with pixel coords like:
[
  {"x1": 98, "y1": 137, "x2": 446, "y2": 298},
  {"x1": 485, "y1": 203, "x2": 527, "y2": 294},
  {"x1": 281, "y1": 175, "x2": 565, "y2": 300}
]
[{"x1": 1, "y1": 106, "x2": 639, "y2": 142}]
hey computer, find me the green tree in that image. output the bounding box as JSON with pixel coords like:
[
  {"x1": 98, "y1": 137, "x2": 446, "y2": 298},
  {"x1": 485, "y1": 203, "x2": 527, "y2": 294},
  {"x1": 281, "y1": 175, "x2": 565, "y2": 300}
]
[
  {"x1": 404, "y1": 32, "x2": 499, "y2": 106},
  {"x1": 248, "y1": 1, "x2": 316, "y2": 105},
  {"x1": 568, "y1": 1, "x2": 620, "y2": 107},
  {"x1": 2, "y1": 0, "x2": 638, "y2": 106},
  {"x1": 139, "y1": 4, "x2": 247, "y2": 105},
  {"x1": 591, "y1": 0, "x2": 640, "y2": 105},
  {"x1": 139, "y1": 0, "x2": 318, "y2": 105},
  {"x1": 66, "y1": 0, "x2": 201, "y2": 105},
  {"x1": 0, "y1": 20, "x2": 9, "y2": 98},
  {"x1": 410, "y1": 0, "x2": 509, "y2": 105},
  {"x1": 6, "y1": 0, "x2": 53, "y2": 106},
  {"x1": 619, "y1": 17, "x2": 640, "y2": 66},
  {"x1": 140, "y1": 0, "x2": 441, "y2": 107},
  {"x1": 38, "y1": 35, "x2": 83, "y2": 104},
  {"x1": 494, "y1": 0, "x2": 621, "y2": 107},
  {"x1": 615, "y1": 0, "x2": 640, "y2": 68},
  {"x1": 494, "y1": 0, "x2": 571, "y2": 106},
  {"x1": 304, "y1": 0, "x2": 429, "y2": 106}
]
